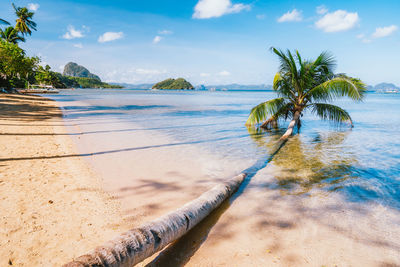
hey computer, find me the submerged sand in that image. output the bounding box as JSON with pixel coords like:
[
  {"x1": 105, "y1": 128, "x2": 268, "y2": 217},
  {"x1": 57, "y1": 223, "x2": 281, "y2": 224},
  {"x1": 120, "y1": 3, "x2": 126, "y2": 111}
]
[{"x1": 0, "y1": 94, "x2": 130, "y2": 266}]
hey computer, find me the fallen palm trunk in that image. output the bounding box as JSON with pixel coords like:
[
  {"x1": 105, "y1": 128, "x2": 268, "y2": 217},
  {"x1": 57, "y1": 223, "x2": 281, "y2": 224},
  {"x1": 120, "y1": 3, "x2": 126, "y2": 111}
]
[{"x1": 63, "y1": 173, "x2": 247, "y2": 267}]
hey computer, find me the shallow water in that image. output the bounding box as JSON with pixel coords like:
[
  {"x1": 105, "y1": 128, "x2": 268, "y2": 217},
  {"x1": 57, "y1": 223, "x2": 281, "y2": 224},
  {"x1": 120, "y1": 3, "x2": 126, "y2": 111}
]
[{"x1": 47, "y1": 89, "x2": 400, "y2": 210}]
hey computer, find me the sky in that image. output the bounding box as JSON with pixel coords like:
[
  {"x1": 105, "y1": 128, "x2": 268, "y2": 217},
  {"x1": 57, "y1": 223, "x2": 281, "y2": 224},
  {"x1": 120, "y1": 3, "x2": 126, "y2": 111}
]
[{"x1": 1, "y1": 0, "x2": 400, "y2": 85}]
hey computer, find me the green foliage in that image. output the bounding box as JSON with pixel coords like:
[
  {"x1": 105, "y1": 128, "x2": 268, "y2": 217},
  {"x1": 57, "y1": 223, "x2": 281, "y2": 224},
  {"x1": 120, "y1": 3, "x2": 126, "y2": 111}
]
[
  {"x1": 310, "y1": 103, "x2": 352, "y2": 125},
  {"x1": 63, "y1": 62, "x2": 101, "y2": 81},
  {"x1": 62, "y1": 76, "x2": 123, "y2": 88},
  {"x1": 152, "y1": 78, "x2": 194, "y2": 90},
  {"x1": 247, "y1": 48, "x2": 366, "y2": 129},
  {"x1": 247, "y1": 98, "x2": 289, "y2": 125},
  {"x1": 0, "y1": 40, "x2": 39, "y2": 89},
  {"x1": 34, "y1": 65, "x2": 122, "y2": 88},
  {"x1": 12, "y1": 3, "x2": 37, "y2": 36},
  {"x1": 0, "y1": 26, "x2": 25, "y2": 44},
  {"x1": 35, "y1": 65, "x2": 66, "y2": 88}
]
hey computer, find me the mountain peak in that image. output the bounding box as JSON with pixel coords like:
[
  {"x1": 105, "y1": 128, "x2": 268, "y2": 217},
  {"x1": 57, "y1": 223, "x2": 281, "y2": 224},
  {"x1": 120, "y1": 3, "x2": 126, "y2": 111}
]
[{"x1": 63, "y1": 62, "x2": 101, "y2": 81}]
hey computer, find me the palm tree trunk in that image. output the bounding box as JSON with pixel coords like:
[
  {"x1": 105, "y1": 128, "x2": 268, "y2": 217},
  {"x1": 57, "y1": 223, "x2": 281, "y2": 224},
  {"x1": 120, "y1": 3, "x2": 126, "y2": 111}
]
[
  {"x1": 63, "y1": 173, "x2": 246, "y2": 267},
  {"x1": 261, "y1": 117, "x2": 277, "y2": 129},
  {"x1": 279, "y1": 111, "x2": 300, "y2": 141}
]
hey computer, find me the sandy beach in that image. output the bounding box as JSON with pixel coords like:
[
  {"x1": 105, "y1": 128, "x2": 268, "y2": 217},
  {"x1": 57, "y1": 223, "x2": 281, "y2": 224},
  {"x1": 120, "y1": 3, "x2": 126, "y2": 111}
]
[
  {"x1": 0, "y1": 94, "x2": 130, "y2": 266},
  {"x1": 1, "y1": 93, "x2": 399, "y2": 266}
]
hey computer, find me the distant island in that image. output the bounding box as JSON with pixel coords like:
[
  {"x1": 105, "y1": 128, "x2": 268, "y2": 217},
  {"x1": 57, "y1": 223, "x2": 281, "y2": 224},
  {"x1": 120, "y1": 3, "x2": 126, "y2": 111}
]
[
  {"x1": 109, "y1": 81, "x2": 400, "y2": 93},
  {"x1": 367, "y1": 82, "x2": 399, "y2": 92},
  {"x1": 152, "y1": 78, "x2": 194, "y2": 90}
]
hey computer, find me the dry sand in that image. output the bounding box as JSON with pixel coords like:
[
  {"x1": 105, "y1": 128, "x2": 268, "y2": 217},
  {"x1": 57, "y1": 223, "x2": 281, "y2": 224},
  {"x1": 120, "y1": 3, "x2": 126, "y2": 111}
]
[{"x1": 0, "y1": 94, "x2": 130, "y2": 266}]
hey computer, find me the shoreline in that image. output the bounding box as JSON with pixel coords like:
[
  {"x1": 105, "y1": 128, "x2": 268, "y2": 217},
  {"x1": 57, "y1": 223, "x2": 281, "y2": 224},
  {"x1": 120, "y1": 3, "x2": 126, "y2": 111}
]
[
  {"x1": 0, "y1": 94, "x2": 130, "y2": 266},
  {"x1": 55, "y1": 91, "x2": 400, "y2": 266},
  {"x1": 1, "y1": 93, "x2": 399, "y2": 266}
]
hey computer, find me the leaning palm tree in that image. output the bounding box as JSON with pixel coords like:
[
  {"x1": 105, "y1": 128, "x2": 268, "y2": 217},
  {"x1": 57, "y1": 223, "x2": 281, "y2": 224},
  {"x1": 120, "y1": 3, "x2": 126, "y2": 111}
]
[
  {"x1": 246, "y1": 48, "x2": 366, "y2": 141},
  {"x1": 0, "y1": 26, "x2": 26, "y2": 44},
  {"x1": 12, "y1": 3, "x2": 37, "y2": 35}
]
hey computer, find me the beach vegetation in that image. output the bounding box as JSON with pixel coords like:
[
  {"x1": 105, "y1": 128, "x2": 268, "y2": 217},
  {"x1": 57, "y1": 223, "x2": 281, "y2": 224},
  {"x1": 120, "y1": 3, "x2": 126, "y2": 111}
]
[
  {"x1": 0, "y1": 26, "x2": 26, "y2": 44},
  {"x1": 35, "y1": 65, "x2": 67, "y2": 88},
  {"x1": 12, "y1": 3, "x2": 37, "y2": 36},
  {"x1": 0, "y1": 40, "x2": 39, "y2": 89},
  {"x1": 246, "y1": 48, "x2": 366, "y2": 140}
]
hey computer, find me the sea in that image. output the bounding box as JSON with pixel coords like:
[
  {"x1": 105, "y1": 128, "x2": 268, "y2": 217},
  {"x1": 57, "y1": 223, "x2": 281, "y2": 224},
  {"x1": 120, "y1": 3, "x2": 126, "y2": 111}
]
[{"x1": 47, "y1": 89, "x2": 400, "y2": 210}]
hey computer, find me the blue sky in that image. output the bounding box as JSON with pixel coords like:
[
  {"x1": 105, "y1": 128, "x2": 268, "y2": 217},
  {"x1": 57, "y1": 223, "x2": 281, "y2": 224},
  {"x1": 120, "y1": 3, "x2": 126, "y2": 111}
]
[{"x1": 1, "y1": 0, "x2": 399, "y2": 85}]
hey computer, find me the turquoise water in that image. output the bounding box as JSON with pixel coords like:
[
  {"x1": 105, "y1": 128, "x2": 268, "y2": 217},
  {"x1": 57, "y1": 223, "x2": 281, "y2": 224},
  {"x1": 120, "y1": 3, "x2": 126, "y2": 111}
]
[{"x1": 48, "y1": 89, "x2": 400, "y2": 210}]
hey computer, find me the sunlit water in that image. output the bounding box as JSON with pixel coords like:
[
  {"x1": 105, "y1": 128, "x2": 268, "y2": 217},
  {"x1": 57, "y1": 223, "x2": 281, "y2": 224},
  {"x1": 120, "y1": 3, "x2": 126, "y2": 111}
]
[{"x1": 48, "y1": 89, "x2": 400, "y2": 210}]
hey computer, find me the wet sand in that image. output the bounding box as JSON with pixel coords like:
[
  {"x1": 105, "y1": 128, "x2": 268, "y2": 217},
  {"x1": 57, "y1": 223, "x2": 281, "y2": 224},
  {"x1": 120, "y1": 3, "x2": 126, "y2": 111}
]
[
  {"x1": 0, "y1": 94, "x2": 130, "y2": 266},
  {"x1": 56, "y1": 97, "x2": 400, "y2": 267}
]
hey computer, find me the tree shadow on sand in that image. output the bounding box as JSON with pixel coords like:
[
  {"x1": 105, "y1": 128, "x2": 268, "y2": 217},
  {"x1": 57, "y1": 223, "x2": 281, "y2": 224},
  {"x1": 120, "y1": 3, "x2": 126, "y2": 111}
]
[{"x1": 0, "y1": 94, "x2": 62, "y2": 121}]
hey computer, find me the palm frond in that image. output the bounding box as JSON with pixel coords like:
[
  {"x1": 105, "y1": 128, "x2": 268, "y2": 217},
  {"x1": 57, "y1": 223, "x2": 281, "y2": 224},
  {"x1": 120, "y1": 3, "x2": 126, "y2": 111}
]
[
  {"x1": 1, "y1": 26, "x2": 26, "y2": 43},
  {"x1": 313, "y1": 51, "x2": 336, "y2": 75},
  {"x1": 309, "y1": 103, "x2": 352, "y2": 125},
  {"x1": 271, "y1": 47, "x2": 297, "y2": 79},
  {"x1": 12, "y1": 3, "x2": 18, "y2": 12},
  {"x1": 273, "y1": 72, "x2": 294, "y2": 97},
  {"x1": 272, "y1": 72, "x2": 282, "y2": 90},
  {"x1": 0, "y1": 18, "x2": 10, "y2": 25},
  {"x1": 246, "y1": 97, "x2": 287, "y2": 125},
  {"x1": 13, "y1": 4, "x2": 37, "y2": 35},
  {"x1": 305, "y1": 77, "x2": 366, "y2": 102}
]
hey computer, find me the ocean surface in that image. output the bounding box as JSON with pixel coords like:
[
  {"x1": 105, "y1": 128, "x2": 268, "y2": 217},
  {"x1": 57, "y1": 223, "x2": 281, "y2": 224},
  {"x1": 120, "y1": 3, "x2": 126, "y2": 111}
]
[{"x1": 48, "y1": 89, "x2": 400, "y2": 210}]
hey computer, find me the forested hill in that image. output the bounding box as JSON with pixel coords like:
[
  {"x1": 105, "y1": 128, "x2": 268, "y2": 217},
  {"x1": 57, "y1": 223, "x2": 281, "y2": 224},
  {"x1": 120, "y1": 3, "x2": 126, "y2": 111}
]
[
  {"x1": 152, "y1": 78, "x2": 194, "y2": 90},
  {"x1": 63, "y1": 62, "x2": 101, "y2": 81}
]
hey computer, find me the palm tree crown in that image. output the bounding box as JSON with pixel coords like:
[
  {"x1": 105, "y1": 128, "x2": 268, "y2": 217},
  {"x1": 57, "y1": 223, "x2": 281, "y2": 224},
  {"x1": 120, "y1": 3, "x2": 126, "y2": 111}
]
[
  {"x1": 0, "y1": 26, "x2": 26, "y2": 44},
  {"x1": 246, "y1": 47, "x2": 366, "y2": 140},
  {"x1": 12, "y1": 3, "x2": 37, "y2": 35}
]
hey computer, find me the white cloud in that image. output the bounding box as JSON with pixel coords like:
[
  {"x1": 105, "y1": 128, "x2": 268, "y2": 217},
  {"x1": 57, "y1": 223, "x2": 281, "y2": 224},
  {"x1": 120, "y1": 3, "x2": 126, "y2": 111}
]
[
  {"x1": 356, "y1": 34, "x2": 370, "y2": 43},
  {"x1": 103, "y1": 67, "x2": 169, "y2": 83},
  {"x1": 193, "y1": 0, "x2": 251, "y2": 19},
  {"x1": 28, "y1": 3, "x2": 39, "y2": 11},
  {"x1": 372, "y1": 25, "x2": 398, "y2": 38},
  {"x1": 62, "y1": 25, "x2": 84, "y2": 40},
  {"x1": 98, "y1": 32, "x2": 124, "y2": 43},
  {"x1": 73, "y1": 43, "x2": 83, "y2": 48},
  {"x1": 316, "y1": 5, "x2": 328, "y2": 15},
  {"x1": 218, "y1": 70, "x2": 231, "y2": 76},
  {"x1": 200, "y1": 73, "x2": 211, "y2": 77},
  {"x1": 158, "y1": 30, "x2": 173, "y2": 35},
  {"x1": 315, "y1": 10, "x2": 359, "y2": 32},
  {"x1": 277, "y1": 9, "x2": 303, "y2": 23},
  {"x1": 256, "y1": 14, "x2": 266, "y2": 20},
  {"x1": 153, "y1": 35, "x2": 162, "y2": 44}
]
